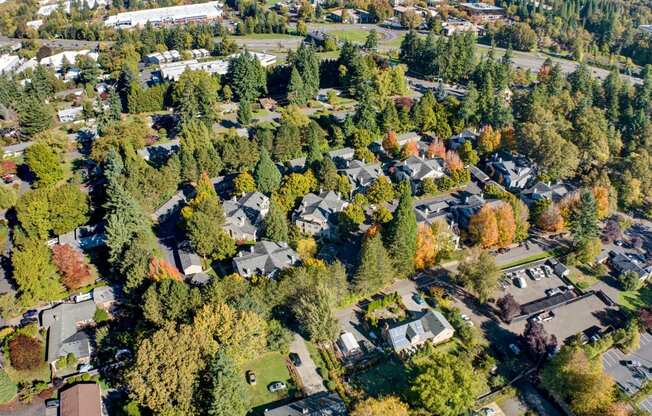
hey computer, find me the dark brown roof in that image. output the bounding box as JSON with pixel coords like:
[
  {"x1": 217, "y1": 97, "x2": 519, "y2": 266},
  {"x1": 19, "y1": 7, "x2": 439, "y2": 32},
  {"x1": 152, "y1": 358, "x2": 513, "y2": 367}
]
[{"x1": 60, "y1": 383, "x2": 102, "y2": 416}]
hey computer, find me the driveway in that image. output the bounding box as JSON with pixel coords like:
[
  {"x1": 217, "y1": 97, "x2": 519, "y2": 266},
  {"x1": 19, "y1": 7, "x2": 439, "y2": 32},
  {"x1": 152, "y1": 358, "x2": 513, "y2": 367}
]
[{"x1": 289, "y1": 334, "x2": 325, "y2": 395}]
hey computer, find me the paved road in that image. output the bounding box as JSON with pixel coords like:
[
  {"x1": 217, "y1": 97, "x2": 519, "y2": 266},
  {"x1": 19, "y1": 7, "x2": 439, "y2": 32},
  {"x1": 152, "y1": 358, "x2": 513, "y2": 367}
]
[{"x1": 288, "y1": 333, "x2": 325, "y2": 395}]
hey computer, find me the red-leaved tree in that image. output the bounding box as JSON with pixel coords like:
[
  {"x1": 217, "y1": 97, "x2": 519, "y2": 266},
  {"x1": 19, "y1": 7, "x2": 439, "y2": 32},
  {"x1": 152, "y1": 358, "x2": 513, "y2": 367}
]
[
  {"x1": 51, "y1": 244, "x2": 93, "y2": 290},
  {"x1": 9, "y1": 335, "x2": 43, "y2": 370}
]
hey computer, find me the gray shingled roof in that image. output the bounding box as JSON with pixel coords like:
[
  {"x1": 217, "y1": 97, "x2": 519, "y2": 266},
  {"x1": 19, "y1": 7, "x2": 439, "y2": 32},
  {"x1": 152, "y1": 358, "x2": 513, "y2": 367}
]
[
  {"x1": 264, "y1": 392, "x2": 348, "y2": 416},
  {"x1": 41, "y1": 301, "x2": 96, "y2": 362},
  {"x1": 233, "y1": 240, "x2": 299, "y2": 277},
  {"x1": 223, "y1": 191, "x2": 269, "y2": 239},
  {"x1": 340, "y1": 160, "x2": 382, "y2": 189},
  {"x1": 386, "y1": 310, "x2": 454, "y2": 353},
  {"x1": 395, "y1": 156, "x2": 445, "y2": 181},
  {"x1": 294, "y1": 191, "x2": 347, "y2": 226}
]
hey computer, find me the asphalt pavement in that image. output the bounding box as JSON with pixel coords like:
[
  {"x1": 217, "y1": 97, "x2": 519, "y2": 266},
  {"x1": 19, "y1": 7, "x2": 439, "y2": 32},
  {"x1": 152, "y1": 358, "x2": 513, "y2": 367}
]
[{"x1": 288, "y1": 333, "x2": 325, "y2": 395}]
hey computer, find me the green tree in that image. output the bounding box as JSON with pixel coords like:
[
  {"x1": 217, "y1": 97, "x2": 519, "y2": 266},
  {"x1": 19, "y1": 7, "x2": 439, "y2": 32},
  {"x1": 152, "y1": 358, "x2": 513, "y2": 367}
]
[
  {"x1": 233, "y1": 172, "x2": 256, "y2": 195},
  {"x1": 254, "y1": 147, "x2": 281, "y2": 194},
  {"x1": 237, "y1": 100, "x2": 253, "y2": 126},
  {"x1": 353, "y1": 231, "x2": 395, "y2": 295},
  {"x1": 384, "y1": 181, "x2": 417, "y2": 277},
  {"x1": 409, "y1": 349, "x2": 483, "y2": 416},
  {"x1": 366, "y1": 176, "x2": 395, "y2": 205},
  {"x1": 16, "y1": 189, "x2": 51, "y2": 240},
  {"x1": 48, "y1": 184, "x2": 89, "y2": 236},
  {"x1": 12, "y1": 238, "x2": 65, "y2": 305},
  {"x1": 205, "y1": 352, "x2": 249, "y2": 416},
  {"x1": 263, "y1": 199, "x2": 289, "y2": 242},
  {"x1": 289, "y1": 42, "x2": 319, "y2": 100},
  {"x1": 293, "y1": 284, "x2": 338, "y2": 343},
  {"x1": 142, "y1": 279, "x2": 202, "y2": 326},
  {"x1": 24, "y1": 142, "x2": 63, "y2": 187},
  {"x1": 227, "y1": 51, "x2": 267, "y2": 102},
  {"x1": 569, "y1": 190, "x2": 599, "y2": 246},
  {"x1": 364, "y1": 29, "x2": 379, "y2": 51},
  {"x1": 287, "y1": 67, "x2": 306, "y2": 106},
  {"x1": 457, "y1": 249, "x2": 500, "y2": 303}
]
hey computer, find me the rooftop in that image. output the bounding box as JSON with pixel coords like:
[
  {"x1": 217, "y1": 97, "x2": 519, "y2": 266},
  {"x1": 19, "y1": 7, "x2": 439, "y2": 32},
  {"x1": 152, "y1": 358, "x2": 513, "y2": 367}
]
[
  {"x1": 233, "y1": 240, "x2": 299, "y2": 277},
  {"x1": 60, "y1": 383, "x2": 102, "y2": 416},
  {"x1": 264, "y1": 392, "x2": 347, "y2": 416},
  {"x1": 41, "y1": 301, "x2": 96, "y2": 363},
  {"x1": 105, "y1": 1, "x2": 223, "y2": 28}
]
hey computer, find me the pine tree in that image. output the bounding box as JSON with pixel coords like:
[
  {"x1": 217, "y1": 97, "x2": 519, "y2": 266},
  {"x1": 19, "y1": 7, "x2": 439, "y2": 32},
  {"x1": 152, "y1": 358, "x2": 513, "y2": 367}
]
[
  {"x1": 206, "y1": 353, "x2": 249, "y2": 416},
  {"x1": 263, "y1": 199, "x2": 289, "y2": 242},
  {"x1": 254, "y1": 147, "x2": 281, "y2": 194},
  {"x1": 569, "y1": 190, "x2": 599, "y2": 246},
  {"x1": 19, "y1": 96, "x2": 53, "y2": 137},
  {"x1": 291, "y1": 43, "x2": 320, "y2": 100},
  {"x1": 287, "y1": 67, "x2": 306, "y2": 106},
  {"x1": 227, "y1": 51, "x2": 267, "y2": 102},
  {"x1": 304, "y1": 136, "x2": 323, "y2": 169},
  {"x1": 384, "y1": 181, "x2": 417, "y2": 277},
  {"x1": 316, "y1": 157, "x2": 339, "y2": 191},
  {"x1": 353, "y1": 232, "x2": 395, "y2": 295},
  {"x1": 238, "y1": 100, "x2": 253, "y2": 126}
]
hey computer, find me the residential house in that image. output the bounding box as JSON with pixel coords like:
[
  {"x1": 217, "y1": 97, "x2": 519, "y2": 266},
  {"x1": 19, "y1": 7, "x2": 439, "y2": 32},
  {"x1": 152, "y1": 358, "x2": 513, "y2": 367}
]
[
  {"x1": 264, "y1": 392, "x2": 348, "y2": 416},
  {"x1": 58, "y1": 106, "x2": 84, "y2": 123},
  {"x1": 339, "y1": 160, "x2": 383, "y2": 191},
  {"x1": 450, "y1": 193, "x2": 502, "y2": 229},
  {"x1": 447, "y1": 129, "x2": 477, "y2": 150},
  {"x1": 176, "y1": 244, "x2": 203, "y2": 276},
  {"x1": 293, "y1": 191, "x2": 348, "y2": 238},
  {"x1": 0, "y1": 54, "x2": 21, "y2": 74},
  {"x1": 394, "y1": 156, "x2": 446, "y2": 188},
  {"x1": 223, "y1": 191, "x2": 270, "y2": 241},
  {"x1": 92, "y1": 286, "x2": 117, "y2": 310},
  {"x1": 468, "y1": 165, "x2": 491, "y2": 187},
  {"x1": 286, "y1": 147, "x2": 355, "y2": 171},
  {"x1": 60, "y1": 383, "x2": 102, "y2": 416},
  {"x1": 442, "y1": 17, "x2": 482, "y2": 36},
  {"x1": 41, "y1": 301, "x2": 96, "y2": 367},
  {"x1": 413, "y1": 197, "x2": 460, "y2": 248},
  {"x1": 608, "y1": 251, "x2": 652, "y2": 281},
  {"x1": 233, "y1": 240, "x2": 299, "y2": 278},
  {"x1": 485, "y1": 153, "x2": 535, "y2": 190},
  {"x1": 3, "y1": 141, "x2": 33, "y2": 158},
  {"x1": 137, "y1": 138, "x2": 180, "y2": 161},
  {"x1": 384, "y1": 309, "x2": 455, "y2": 354},
  {"x1": 521, "y1": 181, "x2": 575, "y2": 204}
]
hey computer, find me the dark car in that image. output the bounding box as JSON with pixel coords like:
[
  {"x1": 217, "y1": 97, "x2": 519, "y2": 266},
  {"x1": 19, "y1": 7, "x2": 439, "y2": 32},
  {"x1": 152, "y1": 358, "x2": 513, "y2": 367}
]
[
  {"x1": 246, "y1": 370, "x2": 256, "y2": 385},
  {"x1": 45, "y1": 399, "x2": 60, "y2": 408},
  {"x1": 289, "y1": 352, "x2": 302, "y2": 367},
  {"x1": 23, "y1": 309, "x2": 38, "y2": 319},
  {"x1": 20, "y1": 317, "x2": 38, "y2": 326}
]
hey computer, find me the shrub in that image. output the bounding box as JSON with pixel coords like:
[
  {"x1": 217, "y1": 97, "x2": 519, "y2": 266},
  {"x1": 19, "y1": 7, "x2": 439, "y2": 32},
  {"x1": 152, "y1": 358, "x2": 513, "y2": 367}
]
[
  {"x1": 94, "y1": 308, "x2": 109, "y2": 323},
  {"x1": 325, "y1": 379, "x2": 336, "y2": 391},
  {"x1": 8, "y1": 335, "x2": 43, "y2": 371}
]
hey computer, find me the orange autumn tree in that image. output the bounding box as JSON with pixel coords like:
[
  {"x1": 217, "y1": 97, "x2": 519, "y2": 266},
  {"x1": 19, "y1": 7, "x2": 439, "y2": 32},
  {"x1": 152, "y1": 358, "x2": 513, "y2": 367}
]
[
  {"x1": 592, "y1": 186, "x2": 610, "y2": 220},
  {"x1": 478, "y1": 125, "x2": 501, "y2": 154},
  {"x1": 148, "y1": 257, "x2": 182, "y2": 282},
  {"x1": 51, "y1": 244, "x2": 94, "y2": 290},
  {"x1": 382, "y1": 131, "x2": 399, "y2": 155},
  {"x1": 401, "y1": 140, "x2": 419, "y2": 159},
  {"x1": 495, "y1": 202, "x2": 516, "y2": 247},
  {"x1": 445, "y1": 150, "x2": 464, "y2": 172},
  {"x1": 415, "y1": 223, "x2": 437, "y2": 270},
  {"x1": 468, "y1": 205, "x2": 499, "y2": 248},
  {"x1": 427, "y1": 138, "x2": 446, "y2": 158}
]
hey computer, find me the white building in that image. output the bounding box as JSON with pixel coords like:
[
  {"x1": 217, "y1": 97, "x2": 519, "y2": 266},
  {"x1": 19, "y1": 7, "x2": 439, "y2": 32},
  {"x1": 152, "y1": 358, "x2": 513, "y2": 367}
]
[
  {"x1": 228, "y1": 51, "x2": 277, "y2": 67},
  {"x1": 26, "y1": 19, "x2": 44, "y2": 30},
  {"x1": 40, "y1": 50, "x2": 99, "y2": 71},
  {"x1": 37, "y1": 0, "x2": 108, "y2": 16},
  {"x1": 0, "y1": 55, "x2": 21, "y2": 74},
  {"x1": 159, "y1": 52, "x2": 276, "y2": 81},
  {"x1": 58, "y1": 107, "x2": 84, "y2": 123},
  {"x1": 105, "y1": 1, "x2": 223, "y2": 28}
]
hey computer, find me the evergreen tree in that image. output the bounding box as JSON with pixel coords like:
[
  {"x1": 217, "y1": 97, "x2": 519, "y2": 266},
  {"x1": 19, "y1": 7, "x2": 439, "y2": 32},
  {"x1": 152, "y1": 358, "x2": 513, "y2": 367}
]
[
  {"x1": 381, "y1": 101, "x2": 400, "y2": 133},
  {"x1": 254, "y1": 147, "x2": 281, "y2": 194},
  {"x1": 287, "y1": 67, "x2": 306, "y2": 106},
  {"x1": 205, "y1": 353, "x2": 249, "y2": 416},
  {"x1": 19, "y1": 96, "x2": 53, "y2": 137},
  {"x1": 304, "y1": 136, "x2": 323, "y2": 169},
  {"x1": 353, "y1": 232, "x2": 395, "y2": 295},
  {"x1": 291, "y1": 43, "x2": 320, "y2": 100},
  {"x1": 384, "y1": 181, "x2": 417, "y2": 277},
  {"x1": 238, "y1": 100, "x2": 253, "y2": 126},
  {"x1": 227, "y1": 51, "x2": 267, "y2": 102},
  {"x1": 316, "y1": 157, "x2": 339, "y2": 191},
  {"x1": 263, "y1": 199, "x2": 288, "y2": 242},
  {"x1": 569, "y1": 190, "x2": 599, "y2": 246},
  {"x1": 364, "y1": 29, "x2": 379, "y2": 51}
]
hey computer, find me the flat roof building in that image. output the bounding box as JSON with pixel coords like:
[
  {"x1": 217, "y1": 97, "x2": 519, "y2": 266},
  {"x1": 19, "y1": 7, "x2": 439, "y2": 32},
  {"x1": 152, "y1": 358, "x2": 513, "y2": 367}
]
[
  {"x1": 40, "y1": 50, "x2": 99, "y2": 71},
  {"x1": 105, "y1": 1, "x2": 223, "y2": 28},
  {"x1": 460, "y1": 2, "x2": 505, "y2": 21},
  {"x1": 0, "y1": 55, "x2": 21, "y2": 74}
]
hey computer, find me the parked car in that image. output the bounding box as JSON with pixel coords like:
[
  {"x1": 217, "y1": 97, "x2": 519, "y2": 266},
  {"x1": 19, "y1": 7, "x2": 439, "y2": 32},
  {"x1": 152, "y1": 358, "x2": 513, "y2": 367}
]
[
  {"x1": 509, "y1": 343, "x2": 521, "y2": 355},
  {"x1": 460, "y1": 313, "x2": 470, "y2": 321},
  {"x1": 45, "y1": 399, "x2": 60, "y2": 408},
  {"x1": 72, "y1": 292, "x2": 93, "y2": 303},
  {"x1": 545, "y1": 288, "x2": 561, "y2": 297},
  {"x1": 514, "y1": 276, "x2": 527, "y2": 288},
  {"x1": 246, "y1": 370, "x2": 256, "y2": 385},
  {"x1": 289, "y1": 352, "x2": 302, "y2": 367},
  {"x1": 268, "y1": 382, "x2": 287, "y2": 393},
  {"x1": 23, "y1": 309, "x2": 38, "y2": 319},
  {"x1": 624, "y1": 360, "x2": 642, "y2": 368},
  {"x1": 2, "y1": 174, "x2": 15, "y2": 184},
  {"x1": 476, "y1": 408, "x2": 496, "y2": 416},
  {"x1": 413, "y1": 293, "x2": 425, "y2": 305},
  {"x1": 20, "y1": 317, "x2": 38, "y2": 326},
  {"x1": 78, "y1": 364, "x2": 92, "y2": 373}
]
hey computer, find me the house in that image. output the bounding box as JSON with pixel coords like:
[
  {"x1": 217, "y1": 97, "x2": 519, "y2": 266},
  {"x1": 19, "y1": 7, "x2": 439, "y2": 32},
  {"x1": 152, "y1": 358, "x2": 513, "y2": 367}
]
[
  {"x1": 293, "y1": 191, "x2": 348, "y2": 238},
  {"x1": 105, "y1": 1, "x2": 223, "y2": 28},
  {"x1": 41, "y1": 301, "x2": 96, "y2": 366},
  {"x1": 137, "y1": 139, "x2": 180, "y2": 161},
  {"x1": 413, "y1": 199, "x2": 460, "y2": 248},
  {"x1": 384, "y1": 309, "x2": 454, "y2": 354},
  {"x1": 468, "y1": 165, "x2": 491, "y2": 186},
  {"x1": 286, "y1": 147, "x2": 355, "y2": 171},
  {"x1": 58, "y1": 106, "x2": 84, "y2": 123},
  {"x1": 394, "y1": 156, "x2": 446, "y2": 185},
  {"x1": 548, "y1": 259, "x2": 570, "y2": 277},
  {"x1": 485, "y1": 153, "x2": 535, "y2": 190},
  {"x1": 176, "y1": 244, "x2": 203, "y2": 276},
  {"x1": 60, "y1": 383, "x2": 102, "y2": 416},
  {"x1": 93, "y1": 286, "x2": 117, "y2": 310},
  {"x1": 337, "y1": 332, "x2": 362, "y2": 357},
  {"x1": 233, "y1": 241, "x2": 299, "y2": 278},
  {"x1": 315, "y1": 88, "x2": 341, "y2": 102},
  {"x1": 450, "y1": 193, "x2": 501, "y2": 229},
  {"x1": 460, "y1": 2, "x2": 505, "y2": 22},
  {"x1": 442, "y1": 17, "x2": 482, "y2": 36},
  {"x1": 521, "y1": 181, "x2": 575, "y2": 204},
  {"x1": 328, "y1": 8, "x2": 371, "y2": 24},
  {"x1": 608, "y1": 251, "x2": 652, "y2": 281},
  {"x1": 447, "y1": 130, "x2": 477, "y2": 150},
  {"x1": 339, "y1": 160, "x2": 383, "y2": 191},
  {"x1": 223, "y1": 191, "x2": 270, "y2": 241},
  {"x1": 264, "y1": 392, "x2": 348, "y2": 416}
]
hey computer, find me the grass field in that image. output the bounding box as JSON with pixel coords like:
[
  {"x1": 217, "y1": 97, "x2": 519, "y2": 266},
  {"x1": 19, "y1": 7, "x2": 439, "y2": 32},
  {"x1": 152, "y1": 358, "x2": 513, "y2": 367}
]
[
  {"x1": 499, "y1": 251, "x2": 552, "y2": 270},
  {"x1": 619, "y1": 284, "x2": 652, "y2": 312},
  {"x1": 0, "y1": 370, "x2": 17, "y2": 404},
  {"x1": 333, "y1": 29, "x2": 371, "y2": 43},
  {"x1": 243, "y1": 352, "x2": 296, "y2": 414},
  {"x1": 349, "y1": 356, "x2": 409, "y2": 398}
]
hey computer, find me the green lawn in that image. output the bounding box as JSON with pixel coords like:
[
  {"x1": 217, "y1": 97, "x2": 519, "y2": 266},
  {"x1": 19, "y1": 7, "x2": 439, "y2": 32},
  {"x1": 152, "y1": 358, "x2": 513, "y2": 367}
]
[
  {"x1": 332, "y1": 29, "x2": 370, "y2": 43},
  {"x1": 349, "y1": 356, "x2": 409, "y2": 398},
  {"x1": 0, "y1": 369, "x2": 17, "y2": 404},
  {"x1": 243, "y1": 352, "x2": 296, "y2": 414},
  {"x1": 566, "y1": 266, "x2": 600, "y2": 290},
  {"x1": 619, "y1": 284, "x2": 652, "y2": 312},
  {"x1": 499, "y1": 251, "x2": 552, "y2": 270}
]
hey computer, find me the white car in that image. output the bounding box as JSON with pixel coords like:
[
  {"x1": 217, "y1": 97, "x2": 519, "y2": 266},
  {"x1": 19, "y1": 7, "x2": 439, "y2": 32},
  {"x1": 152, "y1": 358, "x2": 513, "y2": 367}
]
[{"x1": 460, "y1": 314, "x2": 470, "y2": 321}]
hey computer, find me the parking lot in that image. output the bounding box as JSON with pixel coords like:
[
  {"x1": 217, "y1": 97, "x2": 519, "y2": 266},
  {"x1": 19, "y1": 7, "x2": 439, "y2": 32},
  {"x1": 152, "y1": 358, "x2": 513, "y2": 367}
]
[
  {"x1": 501, "y1": 261, "x2": 570, "y2": 305},
  {"x1": 508, "y1": 293, "x2": 618, "y2": 343},
  {"x1": 603, "y1": 331, "x2": 652, "y2": 412}
]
